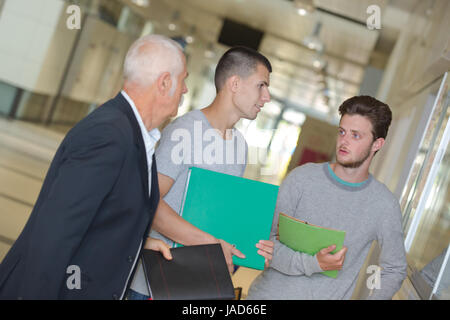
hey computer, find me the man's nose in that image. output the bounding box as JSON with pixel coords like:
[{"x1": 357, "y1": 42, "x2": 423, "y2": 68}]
[
  {"x1": 262, "y1": 88, "x2": 271, "y2": 103},
  {"x1": 340, "y1": 134, "x2": 350, "y2": 145}
]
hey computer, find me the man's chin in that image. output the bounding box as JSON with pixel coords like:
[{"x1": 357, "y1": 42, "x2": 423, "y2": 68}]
[
  {"x1": 244, "y1": 113, "x2": 258, "y2": 121},
  {"x1": 337, "y1": 159, "x2": 365, "y2": 169}
]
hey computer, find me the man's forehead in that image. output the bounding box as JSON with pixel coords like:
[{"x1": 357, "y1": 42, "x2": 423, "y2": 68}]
[
  {"x1": 256, "y1": 63, "x2": 270, "y2": 74},
  {"x1": 252, "y1": 64, "x2": 270, "y2": 81},
  {"x1": 339, "y1": 114, "x2": 373, "y2": 132}
]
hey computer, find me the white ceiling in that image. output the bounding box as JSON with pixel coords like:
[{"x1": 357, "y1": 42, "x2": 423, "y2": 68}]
[
  {"x1": 121, "y1": 0, "x2": 419, "y2": 121},
  {"x1": 159, "y1": 0, "x2": 382, "y2": 64}
]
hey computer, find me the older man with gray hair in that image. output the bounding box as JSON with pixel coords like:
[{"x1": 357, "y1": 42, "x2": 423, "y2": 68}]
[{"x1": 0, "y1": 34, "x2": 186, "y2": 300}]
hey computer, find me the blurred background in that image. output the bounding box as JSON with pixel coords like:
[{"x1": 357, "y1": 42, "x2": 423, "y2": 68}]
[{"x1": 0, "y1": 0, "x2": 448, "y2": 300}]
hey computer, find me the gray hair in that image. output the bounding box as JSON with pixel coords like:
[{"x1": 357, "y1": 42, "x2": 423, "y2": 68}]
[{"x1": 123, "y1": 34, "x2": 183, "y2": 95}]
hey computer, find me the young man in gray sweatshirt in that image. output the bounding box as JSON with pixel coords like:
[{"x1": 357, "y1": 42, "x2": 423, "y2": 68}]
[{"x1": 247, "y1": 95, "x2": 407, "y2": 300}]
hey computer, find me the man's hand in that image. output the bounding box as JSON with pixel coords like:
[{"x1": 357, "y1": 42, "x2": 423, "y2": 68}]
[
  {"x1": 256, "y1": 240, "x2": 274, "y2": 268},
  {"x1": 218, "y1": 239, "x2": 245, "y2": 273},
  {"x1": 144, "y1": 237, "x2": 173, "y2": 260},
  {"x1": 316, "y1": 245, "x2": 347, "y2": 271}
]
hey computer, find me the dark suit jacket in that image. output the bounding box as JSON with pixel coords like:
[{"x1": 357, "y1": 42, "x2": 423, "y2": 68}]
[{"x1": 0, "y1": 93, "x2": 159, "y2": 300}]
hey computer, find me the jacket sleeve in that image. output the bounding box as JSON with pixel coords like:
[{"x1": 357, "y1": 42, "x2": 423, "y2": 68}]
[
  {"x1": 20, "y1": 124, "x2": 127, "y2": 299},
  {"x1": 269, "y1": 169, "x2": 324, "y2": 277}
]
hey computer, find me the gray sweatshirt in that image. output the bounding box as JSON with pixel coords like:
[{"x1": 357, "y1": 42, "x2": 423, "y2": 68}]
[{"x1": 247, "y1": 162, "x2": 407, "y2": 300}]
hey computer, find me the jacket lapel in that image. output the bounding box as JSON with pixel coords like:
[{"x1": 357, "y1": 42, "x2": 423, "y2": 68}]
[
  {"x1": 112, "y1": 93, "x2": 150, "y2": 197},
  {"x1": 149, "y1": 154, "x2": 160, "y2": 205}
]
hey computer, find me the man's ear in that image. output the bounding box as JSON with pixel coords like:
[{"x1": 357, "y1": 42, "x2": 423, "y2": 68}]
[
  {"x1": 157, "y1": 72, "x2": 172, "y2": 96},
  {"x1": 372, "y1": 137, "x2": 385, "y2": 153},
  {"x1": 227, "y1": 75, "x2": 240, "y2": 93}
]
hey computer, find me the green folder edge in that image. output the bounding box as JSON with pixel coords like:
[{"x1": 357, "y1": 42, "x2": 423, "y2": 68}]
[
  {"x1": 175, "y1": 167, "x2": 279, "y2": 270},
  {"x1": 278, "y1": 213, "x2": 346, "y2": 278}
]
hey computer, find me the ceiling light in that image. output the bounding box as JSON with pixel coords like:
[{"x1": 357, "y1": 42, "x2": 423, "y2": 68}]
[
  {"x1": 140, "y1": 21, "x2": 154, "y2": 37},
  {"x1": 168, "y1": 11, "x2": 180, "y2": 32},
  {"x1": 185, "y1": 25, "x2": 196, "y2": 45},
  {"x1": 297, "y1": 8, "x2": 307, "y2": 16},
  {"x1": 293, "y1": 0, "x2": 315, "y2": 15},
  {"x1": 185, "y1": 35, "x2": 194, "y2": 44},
  {"x1": 313, "y1": 55, "x2": 327, "y2": 70},
  {"x1": 302, "y1": 21, "x2": 324, "y2": 52},
  {"x1": 131, "y1": 0, "x2": 149, "y2": 7}
]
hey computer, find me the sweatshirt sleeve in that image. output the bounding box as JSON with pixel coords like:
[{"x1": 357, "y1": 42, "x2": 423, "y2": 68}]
[
  {"x1": 368, "y1": 201, "x2": 407, "y2": 300},
  {"x1": 268, "y1": 168, "x2": 324, "y2": 276}
]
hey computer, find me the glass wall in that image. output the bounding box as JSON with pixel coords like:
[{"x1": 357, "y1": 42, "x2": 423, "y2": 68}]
[{"x1": 400, "y1": 73, "x2": 450, "y2": 300}]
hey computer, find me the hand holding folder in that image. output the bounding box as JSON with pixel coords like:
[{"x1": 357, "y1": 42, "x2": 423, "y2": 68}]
[
  {"x1": 278, "y1": 213, "x2": 346, "y2": 278},
  {"x1": 316, "y1": 244, "x2": 348, "y2": 273},
  {"x1": 144, "y1": 237, "x2": 173, "y2": 260},
  {"x1": 218, "y1": 239, "x2": 246, "y2": 273}
]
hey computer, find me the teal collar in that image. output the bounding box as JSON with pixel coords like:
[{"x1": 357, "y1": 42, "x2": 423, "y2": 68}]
[{"x1": 327, "y1": 163, "x2": 369, "y2": 188}]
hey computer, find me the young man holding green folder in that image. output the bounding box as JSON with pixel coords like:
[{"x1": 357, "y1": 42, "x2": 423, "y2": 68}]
[
  {"x1": 127, "y1": 46, "x2": 275, "y2": 300},
  {"x1": 247, "y1": 95, "x2": 407, "y2": 300}
]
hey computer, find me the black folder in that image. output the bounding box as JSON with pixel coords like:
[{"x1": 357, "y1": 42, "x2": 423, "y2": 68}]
[{"x1": 141, "y1": 244, "x2": 235, "y2": 300}]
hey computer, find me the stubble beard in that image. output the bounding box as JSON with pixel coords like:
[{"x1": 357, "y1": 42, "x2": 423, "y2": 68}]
[{"x1": 337, "y1": 144, "x2": 372, "y2": 169}]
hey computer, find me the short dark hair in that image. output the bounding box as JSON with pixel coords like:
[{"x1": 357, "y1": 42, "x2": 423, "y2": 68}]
[
  {"x1": 338, "y1": 95, "x2": 392, "y2": 140},
  {"x1": 214, "y1": 46, "x2": 272, "y2": 93}
]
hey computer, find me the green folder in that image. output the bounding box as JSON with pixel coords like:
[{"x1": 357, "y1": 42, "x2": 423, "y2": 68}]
[
  {"x1": 278, "y1": 212, "x2": 346, "y2": 278},
  {"x1": 176, "y1": 167, "x2": 279, "y2": 270}
]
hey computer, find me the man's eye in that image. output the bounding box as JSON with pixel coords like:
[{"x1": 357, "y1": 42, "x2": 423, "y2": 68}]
[{"x1": 353, "y1": 133, "x2": 360, "y2": 139}]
